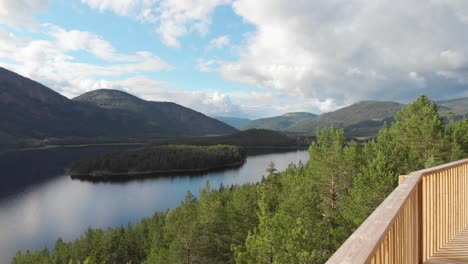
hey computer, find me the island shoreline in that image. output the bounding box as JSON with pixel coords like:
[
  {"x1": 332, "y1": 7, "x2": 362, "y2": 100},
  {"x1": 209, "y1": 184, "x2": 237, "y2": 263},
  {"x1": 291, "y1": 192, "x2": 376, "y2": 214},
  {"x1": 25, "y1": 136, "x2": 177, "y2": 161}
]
[{"x1": 69, "y1": 159, "x2": 247, "y2": 182}]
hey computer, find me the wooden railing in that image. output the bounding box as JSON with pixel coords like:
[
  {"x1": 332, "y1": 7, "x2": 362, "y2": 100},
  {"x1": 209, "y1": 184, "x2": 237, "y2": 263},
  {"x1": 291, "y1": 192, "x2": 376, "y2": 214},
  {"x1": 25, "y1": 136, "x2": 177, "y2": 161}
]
[{"x1": 326, "y1": 158, "x2": 468, "y2": 264}]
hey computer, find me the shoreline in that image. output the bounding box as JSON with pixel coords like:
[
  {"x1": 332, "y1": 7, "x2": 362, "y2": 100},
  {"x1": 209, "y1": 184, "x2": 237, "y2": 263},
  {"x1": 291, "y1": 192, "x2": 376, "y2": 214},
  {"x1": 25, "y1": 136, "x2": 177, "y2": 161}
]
[{"x1": 69, "y1": 160, "x2": 247, "y2": 182}]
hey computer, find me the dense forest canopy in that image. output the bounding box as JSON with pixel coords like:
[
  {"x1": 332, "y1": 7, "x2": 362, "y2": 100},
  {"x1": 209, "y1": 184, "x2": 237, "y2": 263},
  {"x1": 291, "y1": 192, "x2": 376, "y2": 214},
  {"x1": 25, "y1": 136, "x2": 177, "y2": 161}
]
[
  {"x1": 69, "y1": 144, "x2": 246, "y2": 178},
  {"x1": 13, "y1": 95, "x2": 468, "y2": 264}
]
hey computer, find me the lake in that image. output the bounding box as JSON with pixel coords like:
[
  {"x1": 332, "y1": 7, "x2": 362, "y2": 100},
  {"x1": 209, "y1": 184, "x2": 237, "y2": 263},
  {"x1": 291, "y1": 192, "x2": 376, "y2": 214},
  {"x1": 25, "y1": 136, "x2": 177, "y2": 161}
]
[{"x1": 0, "y1": 146, "x2": 309, "y2": 263}]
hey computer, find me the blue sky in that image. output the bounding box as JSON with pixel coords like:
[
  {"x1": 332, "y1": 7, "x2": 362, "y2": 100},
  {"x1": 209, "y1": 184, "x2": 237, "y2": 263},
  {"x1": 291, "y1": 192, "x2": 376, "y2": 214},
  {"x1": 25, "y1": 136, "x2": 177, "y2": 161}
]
[{"x1": 0, "y1": 0, "x2": 467, "y2": 119}]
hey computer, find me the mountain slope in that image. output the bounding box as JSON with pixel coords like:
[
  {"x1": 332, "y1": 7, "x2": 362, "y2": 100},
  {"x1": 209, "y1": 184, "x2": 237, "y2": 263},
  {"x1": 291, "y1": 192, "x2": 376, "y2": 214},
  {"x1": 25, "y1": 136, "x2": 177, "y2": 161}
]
[
  {"x1": 287, "y1": 101, "x2": 405, "y2": 137},
  {"x1": 213, "y1": 117, "x2": 251, "y2": 129},
  {"x1": 0, "y1": 67, "x2": 137, "y2": 139},
  {"x1": 437, "y1": 97, "x2": 468, "y2": 117},
  {"x1": 240, "y1": 112, "x2": 318, "y2": 131},
  {"x1": 0, "y1": 67, "x2": 236, "y2": 142},
  {"x1": 73, "y1": 89, "x2": 237, "y2": 136}
]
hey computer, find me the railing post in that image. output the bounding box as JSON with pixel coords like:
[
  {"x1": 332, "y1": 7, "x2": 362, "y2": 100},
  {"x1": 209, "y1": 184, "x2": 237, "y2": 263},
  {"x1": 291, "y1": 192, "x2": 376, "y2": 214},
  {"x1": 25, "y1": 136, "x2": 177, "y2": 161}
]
[
  {"x1": 399, "y1": 175, "x2": 408, "y2": 185},
  {"x1": 418, "y1": 180, "x2": 423, "y2": 263}
]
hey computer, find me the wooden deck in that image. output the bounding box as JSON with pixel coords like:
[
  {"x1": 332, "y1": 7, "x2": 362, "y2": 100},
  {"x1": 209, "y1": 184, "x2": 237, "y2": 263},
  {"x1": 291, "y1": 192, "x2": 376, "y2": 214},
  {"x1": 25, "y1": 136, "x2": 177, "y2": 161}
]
[
  {"x1": 424, "y1": 228, "x2": 468, "y2": 264},
  {"x1": 326, "y1": 159, "x2": 468, "y2": 264}
]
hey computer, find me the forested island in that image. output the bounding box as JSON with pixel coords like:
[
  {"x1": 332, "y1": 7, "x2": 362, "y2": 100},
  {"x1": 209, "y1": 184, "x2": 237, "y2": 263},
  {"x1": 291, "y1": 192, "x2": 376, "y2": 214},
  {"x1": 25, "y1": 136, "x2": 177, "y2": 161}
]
[
  {"x1": 69, "y1": 144, "x2": 246, "y2": 181},
  {"x1": 13, "y1": 96, "x2": 468, "y2": 264}
]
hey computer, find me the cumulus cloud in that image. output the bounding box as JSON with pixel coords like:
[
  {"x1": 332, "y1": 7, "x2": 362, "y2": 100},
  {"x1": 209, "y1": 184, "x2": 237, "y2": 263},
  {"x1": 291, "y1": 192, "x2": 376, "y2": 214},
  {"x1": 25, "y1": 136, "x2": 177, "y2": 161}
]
[
  {"x1": 0, "y1": 0, "x2": 48, "y2": 27},
  {"x1": 156, "y1": 0, "x2": 232, "y2": 47},
  {"x1": 0, "y1": 23, "x2": 173, "y2": 98},
  {"x1": 205, "y1": 0, "x2": 468, "y2": 107},
  {"x1": 80, "y1": 0, "x2": 155, "y2": 16},
  {"x1": 197, "y1": 59, "x2": 223, "y2": 72},
  {"x1": 408, "y1": 72, "x2": 427, "y2": 88},
  {"x1": 206, "y1": 35, "x2": 230, "y2": 50},
  {"x1": 81, "y1": 0, "x2": 231, "y2": 48}
]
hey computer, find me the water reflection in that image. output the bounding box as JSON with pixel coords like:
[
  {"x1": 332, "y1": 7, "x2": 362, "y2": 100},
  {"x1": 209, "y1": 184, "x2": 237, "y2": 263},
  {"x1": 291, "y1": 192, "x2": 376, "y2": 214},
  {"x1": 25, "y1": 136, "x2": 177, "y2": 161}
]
[{"x1": 0, "y1": 149, "x2": 308, "y2": 263}]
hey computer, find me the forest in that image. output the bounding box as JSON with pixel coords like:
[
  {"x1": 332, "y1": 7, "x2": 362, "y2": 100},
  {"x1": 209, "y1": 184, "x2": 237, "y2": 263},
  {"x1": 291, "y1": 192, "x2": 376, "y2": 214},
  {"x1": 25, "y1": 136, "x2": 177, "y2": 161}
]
[
  {"x1": 69, "y1": 144, "x2": 246, "y2": 179},
  {"x1": 13, "y1": 96, "x2": 468, "y2": 264}
]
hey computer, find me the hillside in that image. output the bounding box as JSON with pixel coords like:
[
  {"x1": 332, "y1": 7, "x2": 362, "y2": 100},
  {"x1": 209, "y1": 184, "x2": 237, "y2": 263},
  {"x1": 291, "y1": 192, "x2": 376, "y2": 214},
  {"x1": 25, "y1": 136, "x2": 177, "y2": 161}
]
[
  {"x1": 213, "y1": 117, "x2": 251, "y2": 129},
  {"x1": 0, "y1": 67, "x2": 236, "y2": 144},
  {"x1": 437, "y1": 97, "x2": 468, "y2": 117},
  {"x1": 240, "y1": 112, "x2": 318, "y2": 131},
  {"x1": 0, "y1": 67, "x2": 137, "y2": 141},
  {"x1": 213, "y1": 98, "x2": 468, "y2": 138},
  {"x1": 238, "y1": 102, "x2": 403, "y2": 137},
  {"x1": 288, "y1": 101, "x2": 404, "y2": 137},
  {"x1": 74, "y1": 89, "x2": 236, "y2": 136}
]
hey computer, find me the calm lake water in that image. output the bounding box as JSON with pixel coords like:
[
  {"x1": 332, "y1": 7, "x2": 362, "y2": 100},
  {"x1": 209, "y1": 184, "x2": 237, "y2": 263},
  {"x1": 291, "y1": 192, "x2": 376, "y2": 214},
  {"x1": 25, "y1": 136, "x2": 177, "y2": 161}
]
[{"x1": 0, "y1": 147, "x2": 309, "y2": 263}]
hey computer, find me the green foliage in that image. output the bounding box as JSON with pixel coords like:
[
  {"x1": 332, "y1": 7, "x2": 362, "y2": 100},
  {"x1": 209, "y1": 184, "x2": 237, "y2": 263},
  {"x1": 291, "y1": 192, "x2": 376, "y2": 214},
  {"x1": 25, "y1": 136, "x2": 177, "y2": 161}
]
[
  {"x1": 391, "y1": 95, "x2": 445, "y2": 168},
  {"x1": 13, "y1": 95, "x2": 467, "y2": 264},
  {"x1": 308, "y1": 127, "x2": 360, "y2": 212},
  {"x1": 70, "y1": 144, "x2": 246, "y2": 177}
]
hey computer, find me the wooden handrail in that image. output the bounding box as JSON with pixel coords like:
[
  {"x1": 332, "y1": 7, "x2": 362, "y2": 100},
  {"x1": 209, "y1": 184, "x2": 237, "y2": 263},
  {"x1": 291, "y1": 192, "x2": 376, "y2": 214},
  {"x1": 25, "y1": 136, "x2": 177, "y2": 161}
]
[{"x1": 326, "y1": 158, "x2": 468, "y2": 264}]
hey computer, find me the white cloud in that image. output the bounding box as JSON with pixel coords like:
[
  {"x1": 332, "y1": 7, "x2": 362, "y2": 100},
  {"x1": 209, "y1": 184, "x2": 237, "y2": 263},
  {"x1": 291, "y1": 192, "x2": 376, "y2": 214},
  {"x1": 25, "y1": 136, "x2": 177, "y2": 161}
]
[
  {"x1": 0, "y1": 24, "x2": 173, "y2": 98},
  {"x1": 155, "y1": 0, "x2": 231, "y2": 48},
  {"x1": 80, "y1": 0, "x2": 152, "y2": 16},
  {"x1": 0, "y1": 0, "x2": 48, "y2": 27},
  {"x1": 81, "y1": 0, "x2": 231, "y2": 48},
  {"x1": 408, "y1": 72, "x2": 427, "y2": 88},
  {"x1": 206, "y1": 35, "x2": 230, "y2": 50},
  {"x1": 197, "y1": 59, "x2": 223, "y2": 72},
  {"x1": 202, "y1": 0, "x2": 468, "y2": 107}
]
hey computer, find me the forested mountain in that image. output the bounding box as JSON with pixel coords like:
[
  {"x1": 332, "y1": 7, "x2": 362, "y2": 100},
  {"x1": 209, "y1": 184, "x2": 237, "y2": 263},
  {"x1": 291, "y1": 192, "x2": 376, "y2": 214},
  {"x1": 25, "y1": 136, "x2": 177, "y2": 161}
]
[
  {"x1": 74, "y1": 89, "x2": 236, "y2": 136},
  {"x1": 241, "y1": 98, "x2": 468, "y2": 137},
  {"x1": 240, "y1": 112, "x2": 318, "y2": 131},
  {"x1": 0, "y1": 67, "x2": 236, "y2": 144},
  {"x1": 289, "y1": 101, "x2": 404, "y2": 137},
  {"x1": 213, "y1": 117, "x2": 251, "y2": 129},
  {"x1": 437, "y1": 97, "x2": 468, "y2": 117},
  {"x1": 0, "y1": 67, "x2": 138, "y2": 140},
  {"x1": 13, "y1": 96, "x2": 468, "y2": 264}
]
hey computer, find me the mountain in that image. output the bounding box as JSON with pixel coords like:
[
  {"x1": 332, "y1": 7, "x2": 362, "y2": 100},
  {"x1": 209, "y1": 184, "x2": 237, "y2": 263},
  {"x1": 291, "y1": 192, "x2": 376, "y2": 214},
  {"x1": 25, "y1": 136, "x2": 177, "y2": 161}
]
[
  {"x1": 0, "y1": 67, "x2": 132, "y2": 140},
  {"x1": 238, "y1": 101, "x2": 409, "y2": 137},
  {"x1": 74, "y1": 89, "x2": 236, "y2": 136},
  {"x1": 240, "y1": 112, "x2": 318, "y2": 131},
  {"x1": 437, "y1": 97, "x2": 468, "y2": 117},
  {"x1": 213, "y1": 117, "x2": 251, "y2": 129},
  {"x1": 0, "y1": 67, "x2": 236, "y2": 144},
  {"x1": 287, "y1": 101, "x2": 404, "y2": 137}
]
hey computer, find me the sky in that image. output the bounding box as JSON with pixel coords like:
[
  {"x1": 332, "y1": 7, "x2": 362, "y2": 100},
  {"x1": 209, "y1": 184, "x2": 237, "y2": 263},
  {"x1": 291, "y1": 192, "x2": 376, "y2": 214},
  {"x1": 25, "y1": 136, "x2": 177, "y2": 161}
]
[{"x1": 0, "y1": 0, "x2": 467, "y2": 119}]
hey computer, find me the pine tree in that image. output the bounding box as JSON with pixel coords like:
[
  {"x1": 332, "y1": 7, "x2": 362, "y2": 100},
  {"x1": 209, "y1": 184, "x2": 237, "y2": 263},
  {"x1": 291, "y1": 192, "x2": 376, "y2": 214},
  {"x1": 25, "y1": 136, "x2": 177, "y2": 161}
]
[{"x1": 390, "y1": 95, "x2": 444, "y2": 168}]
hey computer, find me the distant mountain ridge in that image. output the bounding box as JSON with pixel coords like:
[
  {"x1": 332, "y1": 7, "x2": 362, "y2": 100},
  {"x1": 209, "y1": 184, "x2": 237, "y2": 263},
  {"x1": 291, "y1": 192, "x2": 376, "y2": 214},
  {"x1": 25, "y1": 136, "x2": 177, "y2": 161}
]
[
  {"x1": 241, "y1": 98, "x2": 468, "y2": 137},
  {"x1": 287, "y1": 101, "x2": 404, "y2": 137},
  {"x1": 437, "y1": 97, "x2": 468, "y2": 117},
  {"x1": 0, "y1": 67, "x2": 236, "y2": 144},
  {"x1": 240, "y1": 112, "x2": 318, "y2": 131}
]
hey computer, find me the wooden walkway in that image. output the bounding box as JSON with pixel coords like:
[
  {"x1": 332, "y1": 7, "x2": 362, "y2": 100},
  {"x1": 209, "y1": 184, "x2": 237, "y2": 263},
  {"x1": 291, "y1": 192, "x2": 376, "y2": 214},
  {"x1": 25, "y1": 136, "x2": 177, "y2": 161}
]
[
  {"x1": 325, "y1": 159, "x2": 468, "y2": 264},
  {"x1": 424, "y1": 228, "x2": 468, "y2": 264}
]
